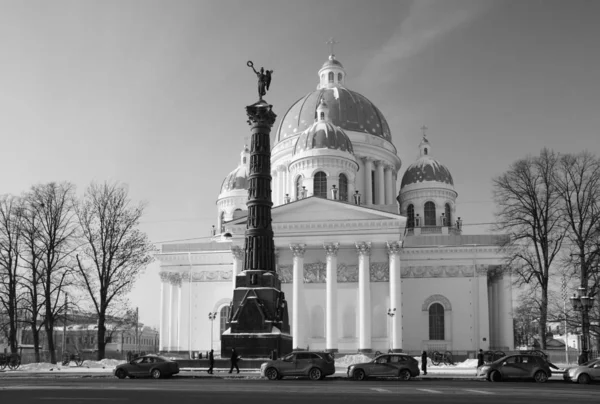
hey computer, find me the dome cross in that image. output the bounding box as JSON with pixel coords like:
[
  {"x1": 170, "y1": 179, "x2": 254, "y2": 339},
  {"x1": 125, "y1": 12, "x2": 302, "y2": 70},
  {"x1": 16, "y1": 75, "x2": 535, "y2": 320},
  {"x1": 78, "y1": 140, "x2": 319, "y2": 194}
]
[
  {"x1": 326, "y1": 37, "x2": 339, "y2": 56},
  {"x1": 421, "y1": 125, "x2": 428, "y2": 138}
]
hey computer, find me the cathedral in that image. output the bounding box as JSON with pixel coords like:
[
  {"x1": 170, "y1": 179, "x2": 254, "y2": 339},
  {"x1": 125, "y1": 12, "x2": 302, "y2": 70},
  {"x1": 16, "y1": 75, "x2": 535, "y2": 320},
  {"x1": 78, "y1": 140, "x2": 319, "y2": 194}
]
[{"x1": 155, "y1": 51, "x2": 514, "y2": 355}]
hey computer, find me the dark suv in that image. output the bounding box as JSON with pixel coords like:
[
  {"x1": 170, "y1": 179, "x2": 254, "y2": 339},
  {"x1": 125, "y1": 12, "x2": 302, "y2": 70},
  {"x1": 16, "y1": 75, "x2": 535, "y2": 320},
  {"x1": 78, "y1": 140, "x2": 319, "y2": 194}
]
[
  {"x1": 260, "y1": 351, "x2": 336, "y2": 380},
  {"x1": 347, "y1": 353, "x2": 420, "y2": 381},
  {"x1": 477, "y1": 354, "x2": 552, "y2": 383}
]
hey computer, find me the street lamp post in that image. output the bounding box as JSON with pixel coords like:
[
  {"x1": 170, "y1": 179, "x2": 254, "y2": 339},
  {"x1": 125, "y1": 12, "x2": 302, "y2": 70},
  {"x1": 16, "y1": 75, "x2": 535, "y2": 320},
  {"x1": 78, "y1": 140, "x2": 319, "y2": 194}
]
[
  {"x1": 387, "y1": 308, "x2": 396, "y2": 352},
  {"x1": 208, "y1": 312, "x2": 217, "y2": 352},
  {"x1": 570, "y1": 286, "x2": 594, "y2": 364}
]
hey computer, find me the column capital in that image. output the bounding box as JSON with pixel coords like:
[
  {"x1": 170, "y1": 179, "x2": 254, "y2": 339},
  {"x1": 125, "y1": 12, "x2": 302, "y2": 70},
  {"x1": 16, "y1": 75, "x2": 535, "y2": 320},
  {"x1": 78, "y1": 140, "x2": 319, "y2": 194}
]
[
  {"x1": 231, "y1": 246, "x2": 244, "y2": 261},
  {"x1": 386, "y1": 241, "x2": 403, "y2": 256},
  {"x1": 355, "y1": 242, "x2": 372, "y2": 256},
  {"x1": 159, "y1": 271, "x2": 170, "y2": 282},
  {"x1": 169, "y1": 272, "x2": 183, "y2": 287},
  {"x1": 290, "y1": 243, "x2": 307, "y2": 257},
  {"x1": 363, "y1": 156, "x2": 374, "y2": 163},
  {"x1": 323, "y1": 242, "x2": 340, "y2": 256},
  {"x1": 374, "y1": 159, "x2": 385, "y2": 167},
  {"x1": 277, "y1": 164, "x2": 287, "y2": 172}
]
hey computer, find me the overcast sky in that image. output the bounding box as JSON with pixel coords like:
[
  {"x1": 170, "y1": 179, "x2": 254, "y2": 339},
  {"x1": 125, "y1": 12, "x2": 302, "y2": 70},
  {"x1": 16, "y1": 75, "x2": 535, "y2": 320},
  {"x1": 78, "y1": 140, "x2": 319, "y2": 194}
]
[{"x1": 1, "y1": 0, "x2": 599, "y2": 327}]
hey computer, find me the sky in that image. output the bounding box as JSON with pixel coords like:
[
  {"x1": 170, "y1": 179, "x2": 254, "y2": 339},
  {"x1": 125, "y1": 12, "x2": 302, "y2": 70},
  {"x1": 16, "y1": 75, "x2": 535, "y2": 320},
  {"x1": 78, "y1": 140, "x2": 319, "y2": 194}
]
[{"x1": 1, "y1": 0, "x2": 599, "y2": 328}]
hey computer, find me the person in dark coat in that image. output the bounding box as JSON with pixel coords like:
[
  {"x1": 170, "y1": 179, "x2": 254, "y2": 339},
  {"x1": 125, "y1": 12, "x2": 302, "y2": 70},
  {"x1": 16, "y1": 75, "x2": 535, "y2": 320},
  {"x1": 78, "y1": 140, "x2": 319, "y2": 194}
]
[
  {"x1": 207, "y1": 349, "x2": 214, "y2": 374},
  {"x1": 421, "y1": 351, "x2": 428, "y2": 375},
  {"x1": 477, "y1": 349, "x2": 484, "y2": 368},
  {"x1": 229, "y1": 347, "x2": 240, "y2": 374}
]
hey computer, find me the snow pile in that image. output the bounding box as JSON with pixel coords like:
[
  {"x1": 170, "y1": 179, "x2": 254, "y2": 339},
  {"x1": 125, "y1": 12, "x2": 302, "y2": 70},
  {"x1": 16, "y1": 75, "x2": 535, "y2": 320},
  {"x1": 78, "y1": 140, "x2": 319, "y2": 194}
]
[
  {"x1": 414, "y1": 356, "x2": 479, "y2": 368},
  {"x1": 83, "y1": 359, "x2": 125, "y2": 369},
  {"x1": 18, "y1": 362, "x2": 56, "y2": 371},
  {"x1": 334, "y1": 354, "x2": 372, "y2": 368},
  {"x1": 14, "y1": 359, "x2": 125, "y2": 372}
]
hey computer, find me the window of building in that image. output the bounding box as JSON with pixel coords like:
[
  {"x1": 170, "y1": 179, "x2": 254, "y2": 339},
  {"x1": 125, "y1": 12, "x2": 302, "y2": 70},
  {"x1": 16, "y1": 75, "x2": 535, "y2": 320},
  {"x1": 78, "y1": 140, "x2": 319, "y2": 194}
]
[
  {"x1": 220, "y1": 305, "x2": 231, "y2": 335},
  {"x1": 445, "y1": 203, "x2": 451, "y2": 227},
  {"x1": 407, "y1": 204, "x2": 415, "y2": 228},
  {"x1": 338, "y1": 72, "x2": 342, "y2": 82},
  {"x1": 339, "y1": 174, "x2": 348, "y2": 202},
  {"x1": 424, "y1": 148, "x2": 428, "y2": 155},
  {"x1": 424, "y1": 201, "x2": 436, "y2": 226},
  {"x1": 328, "y1": 72, "x2": 334, "y2": 83},
  {"x1": 429, "y1": 303, "x2": 445, "y2": 340},
  {"x1": 295, "y1": 176, "x2": 303, "y2": 200},
  {"x1": 320, "y1": 112, "x2": 324, "y2": 120},
  {"x1": 220, "y1": 211, "x2": 225, "y2": 233},
  {"x1": 314, "y1": 171, "x2": 327, "y2": 198}
]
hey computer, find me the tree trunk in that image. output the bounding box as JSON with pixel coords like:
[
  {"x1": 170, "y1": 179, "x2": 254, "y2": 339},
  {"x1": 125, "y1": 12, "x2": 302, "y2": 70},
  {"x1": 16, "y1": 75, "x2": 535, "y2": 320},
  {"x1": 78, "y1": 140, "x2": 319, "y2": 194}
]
[
  {"x1": 97, "y1": 313, "x2": 106, "y2": 361},
  {"x1": 32, "y1": 325, "x2": 40, "y2": 363},
  {"x1": 539, "y1": 289, "x2": 548, "y2": 350}
]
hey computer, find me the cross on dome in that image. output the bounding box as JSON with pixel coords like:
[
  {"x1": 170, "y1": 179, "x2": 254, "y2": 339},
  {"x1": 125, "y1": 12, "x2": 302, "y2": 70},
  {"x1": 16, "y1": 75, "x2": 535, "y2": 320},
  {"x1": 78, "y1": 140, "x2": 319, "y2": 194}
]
[
  {"x1": 326, "y1": 37, "x2": 339, "y2": 57},
  {"x1": 421, "y1": 125, "x2": 428, "y2": 138}
]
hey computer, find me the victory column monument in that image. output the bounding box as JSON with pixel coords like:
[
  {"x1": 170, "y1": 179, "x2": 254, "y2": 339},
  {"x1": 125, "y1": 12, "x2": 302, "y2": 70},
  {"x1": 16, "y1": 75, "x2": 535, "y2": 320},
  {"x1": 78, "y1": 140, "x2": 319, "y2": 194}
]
[{"x1": 220, "y1": 62, "x2": 293, "y2": 357}]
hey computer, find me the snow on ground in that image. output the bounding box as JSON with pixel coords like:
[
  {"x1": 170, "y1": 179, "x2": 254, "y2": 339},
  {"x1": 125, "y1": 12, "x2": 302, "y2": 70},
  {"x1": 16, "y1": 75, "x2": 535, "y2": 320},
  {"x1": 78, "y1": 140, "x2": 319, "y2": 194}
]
[
  {"x1": 16, "y1": 359, "x2": 125, "y2": 372},
  {"x1": 334, "y1": 354, "x2": 372, "y2": 368}
]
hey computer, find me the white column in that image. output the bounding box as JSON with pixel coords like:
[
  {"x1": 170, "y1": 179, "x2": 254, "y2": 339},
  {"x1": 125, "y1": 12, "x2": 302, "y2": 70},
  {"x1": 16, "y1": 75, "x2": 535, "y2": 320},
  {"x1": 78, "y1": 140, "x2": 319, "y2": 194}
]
[
  {"x1": 376, "y1": 161, "x2": 385, "y2": 205},
  {"x1": 324, "y1": 243, "x2": 339, "y2": 352},
  {"x1": 168, "y1": 276, "x2": 175, "y2": 351},
  {"x1": 487, "y1": 276, "x2": 495, "y2": 348},
  {"x1": 500, "y1": 269, "x2": 514, "y2": 350},
  {"x1": 364, "y1": 158, "x2": 373, "y2": 206},
  {"x1": 493, "y1": 271, "x2": 501, "y2": 348},
  {"x1": 231, "y1": 246, "x2": 244, "y2": 291},
  {"x1": 180, "y1": 276, "x2": 191, "y2": 356},
  {"x1": 290, "y1": 244, "x2": 306, "y2": 349},
  {"x1": 477, "y1": 267, "x2": 490, "y2": 351},
  {"x1": 392, "y1": 171, "x2": 398, "y2": 206},
  {"x1": 159, "y1": 272, "x2": 169, "y2": 351},
  {"x1": 384, "y1": 165, "x2": 393, "y2": 205},
  {"x1": 176, "y1": 274, "x2": 182, "y2": 351},
  {"x1": 356, "y1": 242, "x2": 372, "y2": 352},
  {"x1": 387, "y1": 241, "x2": 402, "y2": 351}
]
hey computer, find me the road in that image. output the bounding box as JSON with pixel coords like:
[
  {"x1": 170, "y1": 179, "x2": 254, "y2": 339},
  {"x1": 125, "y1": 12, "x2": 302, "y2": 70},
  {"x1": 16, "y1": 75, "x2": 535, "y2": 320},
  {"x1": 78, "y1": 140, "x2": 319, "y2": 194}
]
[{"x1": 0, "y1": 378, "x2": 597, "y2": 404}]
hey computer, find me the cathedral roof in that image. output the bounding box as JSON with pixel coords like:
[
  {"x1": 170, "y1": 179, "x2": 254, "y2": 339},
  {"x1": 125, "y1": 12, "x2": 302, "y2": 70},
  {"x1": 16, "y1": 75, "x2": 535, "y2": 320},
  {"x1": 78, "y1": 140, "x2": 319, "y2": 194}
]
[
  {"x1": 400, "y1": 156, "x2": 454, "y2": 188},
  {"x1": 293, "y1": 121, "x2": 354, "y2": 156},
  {"x1": 220, "y1": 165, "x2": 248, "y2": 194}
]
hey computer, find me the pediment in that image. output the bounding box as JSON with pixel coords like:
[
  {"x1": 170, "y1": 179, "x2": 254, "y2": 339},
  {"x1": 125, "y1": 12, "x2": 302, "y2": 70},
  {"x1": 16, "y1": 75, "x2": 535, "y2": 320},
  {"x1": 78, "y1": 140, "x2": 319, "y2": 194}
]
[{"x1": 228, "y1": 197, "x2": 403, "y2": 225}]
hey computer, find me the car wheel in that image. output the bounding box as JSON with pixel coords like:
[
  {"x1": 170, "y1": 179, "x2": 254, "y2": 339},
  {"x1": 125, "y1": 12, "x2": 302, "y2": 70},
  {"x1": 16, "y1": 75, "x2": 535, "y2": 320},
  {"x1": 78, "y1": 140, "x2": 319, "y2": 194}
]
[
  {"x1": 353, "y1": 369, "x2": 366, "y2": 381},
  {"x1": 577, "y1": 373, "x2": 591, "y2": 385},
  {"x1": 115, "y1": 369, "x2": 127, "y2": 379},
  {"x1": 534, "y1": 370, "x2": 548, "y2": 383},
  {"x1": 151, "y1": 368, "x2": 162, "y2": 379},
  {"x1": 308, "y1": 367, "x2": 323, "y2": 381},
  {"x1": 265, "y1": 367, "x2": 279, "y2": 381},
  {"x1": 489, "y1": 370, "x2": 502, "y2": 382},
  {"x1": 399, "y1": 369, "x2": 411, "y2": 381}
]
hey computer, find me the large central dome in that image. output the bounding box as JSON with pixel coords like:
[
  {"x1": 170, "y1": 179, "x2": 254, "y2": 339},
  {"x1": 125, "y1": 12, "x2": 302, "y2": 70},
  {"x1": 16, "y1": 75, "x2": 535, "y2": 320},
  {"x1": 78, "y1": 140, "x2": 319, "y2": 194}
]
[{"x1": 275, "y1": 88, "x2": 391, "y2": 143}]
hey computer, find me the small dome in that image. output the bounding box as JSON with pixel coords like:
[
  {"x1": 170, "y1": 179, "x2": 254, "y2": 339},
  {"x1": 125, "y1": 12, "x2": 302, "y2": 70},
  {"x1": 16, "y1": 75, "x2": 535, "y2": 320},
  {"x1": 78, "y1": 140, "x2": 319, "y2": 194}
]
[
  {"x1": 220, "y1": 166, "x2": 248, "y2": 194},
  {"x1": 400, "y1": 156, "x2": 454, "y2": 188},
  {"x1": 293, "y1": 121, "x2": 354, "y2": 156},
  {"x1": 322, "y1": 55, "x2": 343, "y2": 69}
]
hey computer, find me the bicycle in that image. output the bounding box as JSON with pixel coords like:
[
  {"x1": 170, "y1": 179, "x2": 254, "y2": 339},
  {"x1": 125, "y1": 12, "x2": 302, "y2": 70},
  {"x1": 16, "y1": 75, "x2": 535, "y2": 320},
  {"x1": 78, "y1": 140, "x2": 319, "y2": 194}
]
[
  {"x1": 62, "y1": 351, "x2": 84, "y2": 367},
  {"x1": 431, "y1": 351, "x2": 454, "y2": 366},
  {"x1": 0, "y1": 352, "x2": 21, "y2": 370}
]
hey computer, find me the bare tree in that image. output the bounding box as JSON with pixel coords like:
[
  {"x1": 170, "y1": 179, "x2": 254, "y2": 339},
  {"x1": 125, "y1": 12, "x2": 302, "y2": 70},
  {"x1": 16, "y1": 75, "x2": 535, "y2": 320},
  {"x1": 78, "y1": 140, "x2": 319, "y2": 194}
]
[
  {"x1": 555, "y1": 152, "x2": 600, "y2": 356},
  {"x1": 493, "y1": 148, "x2": 566, "y2": 349},
  {"x1": 75, "y1": 182, "x2": 154, "y2": 360},
  {"x1": 0, "y1": 195, "x2": 25, "y2": 354},
  {"x1": 19, "y1": 183, "x2": 78, "y2": 364}
]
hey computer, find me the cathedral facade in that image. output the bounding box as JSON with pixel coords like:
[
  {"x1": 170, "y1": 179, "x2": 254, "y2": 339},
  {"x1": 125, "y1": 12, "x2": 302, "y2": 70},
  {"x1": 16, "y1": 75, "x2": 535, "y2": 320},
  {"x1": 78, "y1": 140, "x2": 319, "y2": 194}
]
[{"x1": 155, "y1": 53, "x2": 514, "y2": 355}]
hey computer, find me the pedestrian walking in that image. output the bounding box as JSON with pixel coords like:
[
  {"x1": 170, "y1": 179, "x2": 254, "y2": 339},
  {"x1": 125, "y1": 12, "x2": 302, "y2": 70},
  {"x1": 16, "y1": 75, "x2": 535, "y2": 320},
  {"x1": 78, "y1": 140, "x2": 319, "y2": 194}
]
[
  {"x1": 477, "y1": 349, "x2": 484, "y2": 368},
  {"x1": 207, "y1": 349, "x2": 214, "y2": 374},
  {"x1": 421, "y1": 350, "x2": 427, "y2": 375},
  {"x1": 229, "y1": 347, "x2": 240, "y2": 374}
]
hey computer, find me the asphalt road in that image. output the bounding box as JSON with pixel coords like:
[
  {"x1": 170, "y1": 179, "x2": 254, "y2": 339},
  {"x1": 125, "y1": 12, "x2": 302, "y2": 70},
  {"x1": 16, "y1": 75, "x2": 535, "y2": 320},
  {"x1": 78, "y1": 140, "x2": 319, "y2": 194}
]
[{"x1": 0, "y1": 378, "x2": 598, "y2": 404}]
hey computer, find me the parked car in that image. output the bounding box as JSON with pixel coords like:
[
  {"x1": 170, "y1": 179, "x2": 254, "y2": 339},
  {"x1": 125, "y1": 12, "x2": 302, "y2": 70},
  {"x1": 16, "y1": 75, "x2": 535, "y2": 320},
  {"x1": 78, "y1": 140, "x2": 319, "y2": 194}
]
[
  {"x1": 114, "y1": 355, "x2": 180, "y2": 379},
  {"x1": 347, "y1": 353, "x2": 420, "y2": 381},
  {"x1": 260, "y1": 351, "x2": 335, "y2": 380},
  {"x1": 477, "y1": 354, "x2": 552, "y2": 383},
  {"x1": 564, "y1": 358, "x2": 600, "y2": 384}
]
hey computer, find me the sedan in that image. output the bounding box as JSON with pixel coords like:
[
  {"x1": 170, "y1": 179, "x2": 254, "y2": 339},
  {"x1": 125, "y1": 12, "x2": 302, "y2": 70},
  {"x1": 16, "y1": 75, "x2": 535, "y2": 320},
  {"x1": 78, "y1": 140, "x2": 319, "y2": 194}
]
[
  {"x1": 477, "y1": 354, "x2": 551, "y2": 383},
  {"x1": 347, "y1": 353, "x2": 420, "y2": 381},
  {"x1": 114, "y1": 355, "x2": 180, "y2": 379},
  {"x1": 260, "y1": 351, "x2": 335, "y2": 380},
  {"x1": 564, "y1": 358, "x2": 600, "y2": 384}
]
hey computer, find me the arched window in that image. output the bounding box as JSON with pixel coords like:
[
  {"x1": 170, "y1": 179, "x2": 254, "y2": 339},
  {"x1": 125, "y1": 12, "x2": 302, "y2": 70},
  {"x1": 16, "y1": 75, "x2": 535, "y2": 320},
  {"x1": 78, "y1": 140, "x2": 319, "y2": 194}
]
[
  {"x1": 313, "y1": 171, "x2": 327, "y2": 198},
  {"x1": 445, "y1": 203, "x2": 451, "y2": 227},
  {"x1": 220, "y1": 305, "x2": 231, "y2": 335},
  {"x1": 338, "y1": 72, "x2": 342, "y2": 82},
  {"x1": 320, "y1": 112, "x2": 324, "y2": 120},
  {"x1": 424, "y1": 201, "x2": 436, "y2": 226},
  {"x1": 296, "y1": 176, "x2": 303, "y2": 200},
  {"x1": 339, "y1": 173, "x2": 348, "y2": 202},
  {"x1": 220, "y1": 211, "x2": 225, "y2": 233},
  {"x1": 407, "y1": 204, "x2": 415, "y2": 228},
  {"x1": 242, "y1": 156, "x2": 246, "y2": 164},
  {"x1": 328, "y1": 71, "x2": 334, "y2": 83},
  {"x1": 424, "y1": 148, "x2": 428, "y2": 155},
  {"x1": 429, "y1": 303, "x2": 445, "y2": 340},
  {"x1": 232, "y1": 208, "x2": 244, "y2": 220}
]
